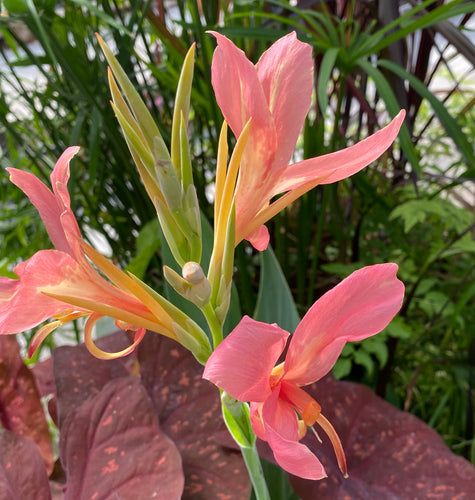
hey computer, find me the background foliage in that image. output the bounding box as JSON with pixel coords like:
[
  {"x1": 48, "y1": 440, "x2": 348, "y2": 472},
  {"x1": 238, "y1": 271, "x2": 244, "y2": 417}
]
[{"x1": 1, "y1": 0, "x2": 474, "y2": 496}]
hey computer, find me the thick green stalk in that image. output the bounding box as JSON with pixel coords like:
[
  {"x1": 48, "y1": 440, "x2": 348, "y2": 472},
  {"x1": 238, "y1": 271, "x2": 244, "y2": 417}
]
[
  {"x1": 240, "y1": 445, "x2": 271, "y2": 500},
  {"x1": 201, "y1": 302, "x2": 224, "y2": 349}
]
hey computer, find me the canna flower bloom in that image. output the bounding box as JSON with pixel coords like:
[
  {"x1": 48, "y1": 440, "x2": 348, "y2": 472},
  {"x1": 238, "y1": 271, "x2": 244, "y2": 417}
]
[
  {"x1": 204, "y1": 264, "x2": 404, "y2": 479},
  {"x1": 0, "y1": 147, "x2": 210, "y2": 361},
  {"x1": 210, "y1": 32, "x2": 405, "y2": 250}
]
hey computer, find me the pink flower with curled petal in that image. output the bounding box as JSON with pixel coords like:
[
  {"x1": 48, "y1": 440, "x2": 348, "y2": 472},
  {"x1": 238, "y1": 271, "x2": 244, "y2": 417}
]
[
  {"x1": 204, "y1": 264, "x2": 405, "y2": 480},
  {"x1": 0, "y1": 147, "x2": 184, "y2": 359},
  {"x1": 210, "y1": 32, "x2": 405, "y2": 250}
]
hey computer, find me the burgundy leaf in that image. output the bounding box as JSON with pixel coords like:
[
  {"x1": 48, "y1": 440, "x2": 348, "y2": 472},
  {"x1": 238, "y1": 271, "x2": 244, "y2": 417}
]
[
  {"x1": 32, "y1": 357, "x2": 55, "y2": 399},
  {"x1": 138, "y1": 333, "x2": 251, "y2": 500},
  {"x1": 0, "y1": 429, "x2": 51, "y2": 500},
  {"x1": 53, "y1": 331, "x2": 133, "y2": 427},
  {"x1": 289, "y1": 375, "x2": 475, "y2": 499},
  {"x1": 60, "y1": 376, "x2": 184, "y2": 500},
  {"x1": 0, "y1": 336, "x2": 54, "y2": 475},
  {"x1": 32, "y1": 357, "x2": 58, "y2": 427}
]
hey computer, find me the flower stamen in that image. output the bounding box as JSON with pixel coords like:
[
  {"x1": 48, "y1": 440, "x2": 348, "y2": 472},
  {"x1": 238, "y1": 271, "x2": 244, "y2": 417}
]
[{"x1": 316, "y1": 413, "x2": 348, "y2": 478}]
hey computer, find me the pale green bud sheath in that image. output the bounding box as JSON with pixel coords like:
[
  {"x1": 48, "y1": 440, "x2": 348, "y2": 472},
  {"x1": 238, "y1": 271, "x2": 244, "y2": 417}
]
[
  {"x1": 171, "y1": 44, "x2": 196, "y2": 179},
  {"x1": 163, "y1": 262, "x2": 211, "y2": 308}
]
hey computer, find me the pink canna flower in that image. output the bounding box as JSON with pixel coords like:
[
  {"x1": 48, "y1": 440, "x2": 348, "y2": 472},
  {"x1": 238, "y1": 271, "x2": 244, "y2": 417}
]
[
  {"x1": 210, "y1": 32, "x2": 406, "y2": 250},
  {"x1": 204, "y1": 264, "x2": 405, "y2": 480},
  {"x1": 0, "y1": 147, "x2": 196, "y2": 359}
]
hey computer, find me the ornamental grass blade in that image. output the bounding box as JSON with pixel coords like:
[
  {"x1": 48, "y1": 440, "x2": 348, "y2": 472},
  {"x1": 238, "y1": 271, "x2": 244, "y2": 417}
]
[
  {"x1": 378, "y1": 58, "x2": 475, "y2": 167},
  {"x1": 288, "y1": 375, "x2": 475, "y2": 499},
  {"x1": 358, "y1": 59, "x2": 420, "y2": 175},
  {"x1": 0, "y1": 336, "x2": 54, "y2": 475}
]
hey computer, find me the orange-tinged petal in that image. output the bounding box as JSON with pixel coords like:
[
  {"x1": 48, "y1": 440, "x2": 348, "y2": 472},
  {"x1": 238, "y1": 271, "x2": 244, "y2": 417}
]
[
  {"x1": 284, "y1": 264, "x2": 404, "y2": 386},
  {"x1": 84, "y1": 313, "x2": 147, "y2": 360},
  {"x1": 245, "y1": 225, "x2": 270, "y2": 252},
  {"x1": 270, "y1": 111, "x2": 405, "y2": 197},
  {"x1": 0, "y1": 250, "x2": 87, "y2": 335},
  {"x1": 203, "y1": 315, "x2": 289, "y2": 402}
]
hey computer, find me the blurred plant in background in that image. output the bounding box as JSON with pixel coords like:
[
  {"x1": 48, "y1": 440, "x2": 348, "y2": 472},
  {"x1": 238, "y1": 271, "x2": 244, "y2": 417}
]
[{"x1": 0, "y1": 0, "x2": 474, "y2": 495}]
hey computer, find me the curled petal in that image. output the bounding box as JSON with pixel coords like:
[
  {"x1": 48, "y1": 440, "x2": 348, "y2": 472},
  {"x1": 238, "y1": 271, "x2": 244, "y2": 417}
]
[
  {"x1": 203, "y1": 315, "x2": 289, "y2": 402},
  {"x1": 284, "y1": 263, "x2": 405, "y2": 385},
  {"x1": 84, "y1": 313, "x2": 146, "y2": 360},
  {"x1": 245, "y1": 225, "x2": 270, "y2": 252}
]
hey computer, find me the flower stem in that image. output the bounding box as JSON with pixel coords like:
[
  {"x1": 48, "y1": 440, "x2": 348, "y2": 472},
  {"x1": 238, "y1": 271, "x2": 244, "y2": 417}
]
[
  {"x1": 240, "y1": 444, "x2": 271, "y2": 500},
  {"x1": 201, "y1": 302, "x2": 223, "y2": 348}
]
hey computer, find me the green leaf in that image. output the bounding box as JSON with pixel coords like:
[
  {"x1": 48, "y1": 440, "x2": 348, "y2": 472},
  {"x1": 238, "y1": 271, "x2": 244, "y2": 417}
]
[
  {"x1": 362, "y1": 337, "x2": 388, "y2": 367},
  {"x1": 390, "y1": 199, "x2": 445, "y2": 233},
  {"x1": 125, "y1": 219, "x2": 161, "y2": 280},
  {"x1": 385, "y1": 317, "x2": 412, "y2": 340},
  {"x1": 254, "y1": 247, "x2": 300, "y2": 332},
  {"x1": 317, "y1": 47, "x2": 339, "y2": 116},
  {"x1": 333, "y1": 358, "x2": 353, "y2": 379},
  {"x1": 354, "y1": 349, "x2": 374, "y2": 376}
]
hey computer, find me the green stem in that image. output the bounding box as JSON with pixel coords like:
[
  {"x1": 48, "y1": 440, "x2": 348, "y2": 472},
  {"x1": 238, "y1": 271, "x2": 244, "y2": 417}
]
[
  {"x1": 240, "y1": 445, "x2": 271, "y2": 500},
  {"x1": 201, "y1": 302, "x2": 223, "y2": 348}
]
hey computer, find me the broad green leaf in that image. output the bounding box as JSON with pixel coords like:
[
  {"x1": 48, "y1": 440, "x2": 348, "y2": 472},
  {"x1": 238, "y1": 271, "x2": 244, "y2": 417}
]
[{"x1": 254, "y1": 246, "x2": 300, "y2": 332}]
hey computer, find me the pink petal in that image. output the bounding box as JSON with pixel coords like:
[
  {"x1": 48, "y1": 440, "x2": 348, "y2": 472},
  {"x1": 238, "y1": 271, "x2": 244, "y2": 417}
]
[
  {"x1": 256, "y1": 32, "x2": 313, "y2": 169},
  {"x1": 0, "y1": 250, "x2": 86, "y2": 334},
  {"x1": 270, "y1": 111, "x2": 405, "y2": 197},
  {"x1": 50, "y1": 146, "x2": 79, "y2": 209},
  {"x1": 210, "y1": 32, "x2": 278, "y2": 241},
  {"x1": 210, "y1": 32, "x2": 273, "y2": 139},
  {"x1": 246, "y1": 225, "x2": 270, "y2": 251},
  {"x1": 261, "y1": 387, "x2": 327, "y2": 480},
  {"x1": 284, "y1": 264, "x2": 404, "y2": 386},
  {"x1": 203, "y1": 315, "x2": 289, "y2": 402},
  {"x1": 249, "y1": 402, "x2": 266, "y2": 441},
  {"x1": 7, "y1": 147, "x2": 81, "y2": 256}
]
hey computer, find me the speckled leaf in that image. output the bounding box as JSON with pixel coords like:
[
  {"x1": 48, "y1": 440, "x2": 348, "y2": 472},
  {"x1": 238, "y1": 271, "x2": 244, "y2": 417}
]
[
  {"x1": 138, "y1": 333, "x2": 251, "y2": 500},
  {"x1": 0, "y1": 429, "x2": 51, "y2": 500},
  {"x1": 60, "y1": 376, "x2": 184, "y2": 500},
  {"x1": 53, "y1": 331, "x2": 133, "y2": 427},
  {"x1": 0, "y1": 336, "x2": 54, "y2": 475},
  {"x1": 289, "y1": 375, "x2": 475, "y2": 499}
]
